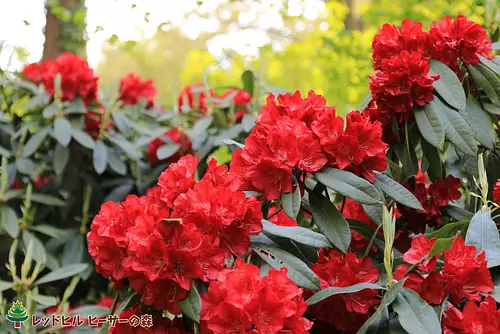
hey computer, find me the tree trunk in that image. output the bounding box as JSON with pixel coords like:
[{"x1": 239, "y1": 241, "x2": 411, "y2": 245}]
[
  {"x1": 42, "y1": 0, "x2": 86, "y2": 61},
  {"x1": 344, "y1": 0, "x2": 363, "y2": 31}
]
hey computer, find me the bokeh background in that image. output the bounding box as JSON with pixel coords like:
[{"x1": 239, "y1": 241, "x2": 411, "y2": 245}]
[{"x1": 1, "y1": 0, "x2": 498, "y2": 113}]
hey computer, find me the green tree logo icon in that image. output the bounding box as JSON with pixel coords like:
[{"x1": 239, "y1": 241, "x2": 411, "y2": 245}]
[{"x1": 6, "y1": 300, "x2": 29, "y2": 329}]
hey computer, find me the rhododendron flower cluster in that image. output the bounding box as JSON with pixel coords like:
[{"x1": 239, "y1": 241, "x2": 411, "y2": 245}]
[
  {"x1": 442, "y1": 296, "x2": 500, "y2": 334},
  {"x1": 200, "y1": 259, "x2": 312, "y2": 334},
  {"x1": 146, "y1": 129, "x2": 192, "y2": 165},
  {"x1": 178, "y1": 83, "x2": 216, "y2": 113},
  {"x1": 366, "y1": 15, "x2": 493, "y2": 135},
  {"x1": 308, "y1": 249, "x2": 380, "y2": 333},
  {"x1": 87, "y1": 155, "x2": 263, "y2": 314},
  {"x1": 22, "y1": 52, "x2": 98, "y2": 106},
  {"x1": 218, "y1": 88, "x2": 252, "y2": 120},
  {"x1": 493, "y1": 178, "x2": 500, "y2": 205},
  {"x1": 119, "y1": 73, "x2": 157, "y2": 108},
  {"x1": 399, "y1": 175, "x2": 462, "y2": 233},
  {"x1": 394, "y1": 235, "x2": 493, "y2": 305},
  {"x1": 230, "y1": 90, "x2": 387, "y2": 200},
  {"x1": 84, "y1": 106, "x2": 113, "y2": 139}
]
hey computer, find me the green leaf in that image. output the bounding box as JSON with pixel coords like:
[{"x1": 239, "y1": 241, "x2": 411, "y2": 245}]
[
  {"x1": 477, "y1": 63, "x2": 500, "y2": 101},
  {"x1": 307, "y1": 283, "x2": 383, "y2": 305},
  {"x1": 23, "y1": 127, "x2": 49, "y2": 157},
  {"x1": 359, "y1": 93, "x2": 372, "y2": 110},
  {"x1": 374, "y1": 173, "x2": 423, "y2": 211},
  {"x1": 30, "y1": 224, "x2": 67, "y2": 239},
  {"x1": 0, "y1": 280, "x2": 13, "y2": 292},
  {"x1": 465, "y1": 209, "x2": 500, "y2": 267},
  {"x1": 455, "y1": 148, "x2": 479, "y2": 179},
  {"x1": 468, "y1": 64, "x2": 500, "y2": 106},
  {"x1": 16, "y1": 158, "x2": 36, "y2": 177},
  {"x1": 362, "y1": 204, "x2": 383, "y2": 225},
  {"x1": 241, "y1": 70, "x2": 255, "y2": 97},
  {"x1": 220, "y1": 139, "x2": 245, "y2": 149},
  {"x1": 23, "y1": 230, "x2": 47, "y2": 265},
  {"x1": 35, "y1": 263, "x2": 89, "y2": 285},
  {"x1": 392, "y1": 288, "x2": 441, "y2": 334},
  {"x1": 252, "y1": 243, "x2": 320, "y2": 290},
  {"x1": 0, "y1": 144, "x2": 11, "y2": 158},
  {"x1": 93, "y1": 140, "x2": 108, "y2": 175},
  {"x1": 42, "y1": 103, "x2": 58, "y2": 119},
  {"x1": 108, "y1": 150, "x2": 127, "y2": 175},
  {"x1": 483, "y1": 102, "x2": 500, "y2": 115},
  {"x1": 357, "y1": 279, "x2": 406, "y2": 334},
  {"x1": 3, "y1": 189, "x2": 25, "y2": 201},
  {"x1": 429, "y1": 59, "x2": 466, "y2": 111},
  {"x1": 415, "y1": 102, "x2": 445, "y2": 149},
  {"x1": 30, "y1": 193, "x2": 65, "y2": 206},
  {"x1": 53, "y1": 117, "x2": 72, "y2": 147},
  {"x1": 421, "y1": 137, "x2": 444, "y2": 181},
  {"x1": 62, "y1": 234, "x2": 84, "y2": 266},
  {"x1": 262, "y1": 220, "x2": 331, "y2": 248},
  {"x1": 242, "y1": 114, "x2": 257, "y2": 132},
  {"x1": 30, "y1": 294, "x2": 57, "y2": 307},
  {"x1": 0, "y1": 205, "x2": 19, "y2": 238},
  {"x1": 72, "y1": 128, "x2": 95, "y2": 149},
  {"x1": 435, "y1": 97, "x2": 478, "y2": 156},
  {"x1": 282, "y1": 188, "x2": 301, "y2": 220},
  {"x1": 428, "y1": 236, "x2": 456, "y2": 258},
  {"x1": 446, "y1": 204, "x2": 474, "y2": 221},
  {"x1": 70, "y1": 306, "x2": 110, "y2": 318},
  {"x1": 458, "y1": 99, "x2": 497, "y2": 150},
  {"x1": 53, "y1": 143, "x2": 69, "y2": 176},
  {"x1": 179, "y1": 282, "x2": 201, "y2": 323},
  {"x1": 108, "y1": 135, "x2": 141, "y2": 161},
  {"x1": 426, "y1": 220, "x2": 469, "y2": 239},
  {"x1": 104, "y1": 183, "x2": 134, "y2": 202},
  {"x1": 308, "y1": 191, "x2": 351, "y2": 253},
  {"x1": 315, "y1": 168, "x2": 383, "y2": 205},
  {"x1": 157, "y1": 143, "x2": 180, "y2": 160}
]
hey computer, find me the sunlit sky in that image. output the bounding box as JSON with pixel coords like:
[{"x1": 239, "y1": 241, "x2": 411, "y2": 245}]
[{"x1": 0, "y1": 0, "x2": 325, "y2": 71}]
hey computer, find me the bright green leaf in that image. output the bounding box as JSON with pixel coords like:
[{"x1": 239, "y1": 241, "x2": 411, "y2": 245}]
[{"x1": 179, "y1": 282, "x2": 201, "y2": 323}]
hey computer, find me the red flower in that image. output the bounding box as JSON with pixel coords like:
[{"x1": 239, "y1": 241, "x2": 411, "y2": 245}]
[
  {"x1": 428, "y1": 15, "x2": 493, "y2": 76},
  {"x1": 369, "y1": 51, "x2": 439, "y2": 120},
  {"x1": 309, "y1": 249, "x2": 380, "y2": 333},
  {"x1": 402, "y1": 234, "x2": 438, "y2": 272},
  {"x1": 267, "y1": 205, "x2": 298, "y2": 227},
  {"x1": 200, "y1": 259, "x2": 312, "y2": 334},
  {"x1": 157, "y1": 154, "x2": 198, "y2": 206},
  {"x1": 341, "y1": 198, "x2": 377, "y2": 251},
  {"x1": 119, "y1": 73, "x2": 157, "y2": 108},
  {"x1": 372, "y1": 18, "x2": 428, "y2": 68},
  {"x1": 22, "y1": 53, "x2": 98, "y2": 106},
  {"x1": 34, "y1": 174, "x2": 50, "y2": 189},
  {"x1": 218, "y1": 88, "x2": 252, "y2": 120},
  {"x1": 428, "y1": 175, "x2": 462, "y2": 207},
  {"x1": 146, "y1": 129, "x2": 192, "y2": 165},
  {"x1": 178, "y1": 83, "x2": 216, "y2": 114},
  {"x1": 443, "y1": 296, "x2": 500, "y2": 334},
  {"x1": 492, "y1": 178, "x2": 500, "y2": 204},
  {"x1": 109, "y1": 303, "x2": 188, "y2": 334},
  {"x1": 84, "y1": 106, "x2": 113, "y2": 139}
]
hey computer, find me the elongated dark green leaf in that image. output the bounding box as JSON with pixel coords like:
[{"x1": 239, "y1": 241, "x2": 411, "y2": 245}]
[
  {"x1": 315, "y1": 168, "x2": 383, "y2": 205},
  {"x1": 456, "y1": 148, "x2": 479, "y2": 179},
  {"x1": 435, "y1": 97, "x2": 478, "y2": 156},
  {"x1": 362, "y1": 204, "x2": 383, "y2": 225},
  {"x1": 0, "y1": 205, "x2": 19, "y2": 238},
  {"x1": 415, "y1": 102, "x2": 444, "y2": 149},
  {"x1": 16, "y1": 158, "x2": 36, "y2": 177},
  {"x1": 108, "y1": 135, "x2": 141, "y2": 160},
  {"x1": 30, "y1": 194, "x2": 65, "y2": 206},
  {"x1": 107, "y1": 150, "x2": 127, "y2": 175},
  {"x1": 54, "y1": 117, "x2": 72, "y2": 147},
  {"x1": 35, "y1": 263, "x2": 89, "y2": 285},
  {"x1": 0, "y1": 280, "x2": 13, "y2": 292},
  {"x1": 374, "y1": 173, "x2": 423, "y2": 210},
  {"x1": 23, "y1": 127, "x2": 49, "y2": 157},
  {"x1": 242, "y1": 114, "x2": 257, "y2": 132},
  {"x1": 93, "y1": 140, "x2": 108, "y2": 175},
  {"x1": 458, "y1": 99, "x2": 496, "y2": 150},
  {"x1": 445, "y1": 204, "x2": 474, "y2": 221},
  {"x1": 426, "y1": 220, "x2": 469, "y2": 239},
  {"x1": 30, "y1": 224, "x2": 67, "y2": 239},
  {"x1": 262, "y1": 220, "x2": 331, "y2": 248},
  {"x1": 428, "y1": 237, "x2": 455, "y2": 258},
  {"x1": 465, "y1": 209, "x2": 500, "y2": 267},
  {"x1": 30, "y1": 294, "x2": 57, "y2": 307},
  {"x1": 104, "y1": 183, "x2": 134, "y2": 202},
  {"x1": 309, "y1": 191, "x2": 351, "y2": 253},
  {"x1": 307, "y1": 283, "x2": 383, "y2": 305},
  {"x1": 241, "y1": 70, "x2": 254, "y2": 97},
  {"x1": 62, "y1": 234, "x2": 84, "y2": 266},
  {"x1": 157, "y1": 143, "x2": 180, "y2": 160},
  {"x1": 72, "y1": 128, "x2": 95, "y2": 149},
  {"x1": 252, "y1": 243, "x2": 320, "y2": 290},
  {"x1": 53, "y1": 143, "x2": 69, "y2": 175},
  {"x1": 179, "y1": 282, "x2": 201, "y2": 323},
  {"x1": 477, "y1": 63, "x2": 500, "y2": 100},
  {"x1": 393, "y1": 288, "x2": 441, "y2": 334},
  {"x1": 282, "y1": 187, "x2": 301, "y2": 220},
  {"x1": 221, "y1": 139, "x2": 245, "y2": 149},
  {"x1": 357, "y1": 279, "x2": 406, "y2": 334},
  {"x1": 0, "y1": 145, "x2": 11, "y2": 158},
  {"x1": 429, "y1": 59, "x2": 466, "y2": 111},
  {"x1": 469, "y1": 64, "x2": 500, "y2": 106},
  {"x1": 359, "y1": 93, "x2": 372, "y2": 110}
]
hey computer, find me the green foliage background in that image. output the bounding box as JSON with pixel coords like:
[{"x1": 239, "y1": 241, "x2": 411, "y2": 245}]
[{"x1": 97, "y1": 0, "x2": 498, "y2": 114}]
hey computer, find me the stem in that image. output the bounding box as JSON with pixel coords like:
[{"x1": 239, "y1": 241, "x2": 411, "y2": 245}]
[
  {"x1": 340, "y1": 197, "x2": 346, "y2": 214},
  {"x1": 364, "y1": 224, "x2": 383, "y2": 258}
]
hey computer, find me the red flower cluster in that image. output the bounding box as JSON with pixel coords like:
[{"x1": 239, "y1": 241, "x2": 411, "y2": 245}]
[
  {"x1": 399, "y1": 175, "x2": 462, "y2": 233},
  {"x1": 267, "y1": 205, "x2": 298, "y2": 226},
  {"x1": 369, "y1": 51, "x2": 439, "y2": 122},
  {"x1": 109, "y1": 303, "x2": 187, "y2": 334},
  {"x1": 119, "y1": 74, "x2": 157, "y2": 108},
  {"x1": 177, "y1": 83, "x2": 216, "y2": 114},
  {"x1": 84, "y1": 106, "x2": 113, "y2": 139},
  {"x1": 217, "y1": 88, "x2": 252, "y2": 120},
  {"x1": 146, "y1": 129, "x2": 192, "y2": 165},
  {"x1": 200, "y1": 259, "x2": 312, "y2": 334},
  {"x1": 428, "y1": 15, "x2": 493, "y2": 75},
  {"x1": 394, "y1": 235, "x2": 493, "y2": 305},
  {"x1": 308, "y1": 249, "x2": 380, "y2": 333},
  {"x1": 493, "y1": 178, "x2": 500, "y2": 204},
  {"x1": 230, "y1": 91, "x2": 387, "y2": 200},
  {"x1": 88, "y1": 155, "x2": 262, "y2": 314},
  {"x1": 22, "y1": 52, "x2": 98, "y2": 107},
  {"x1": 442, "y1": 296, "x2": 500, "y2": 334}
]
